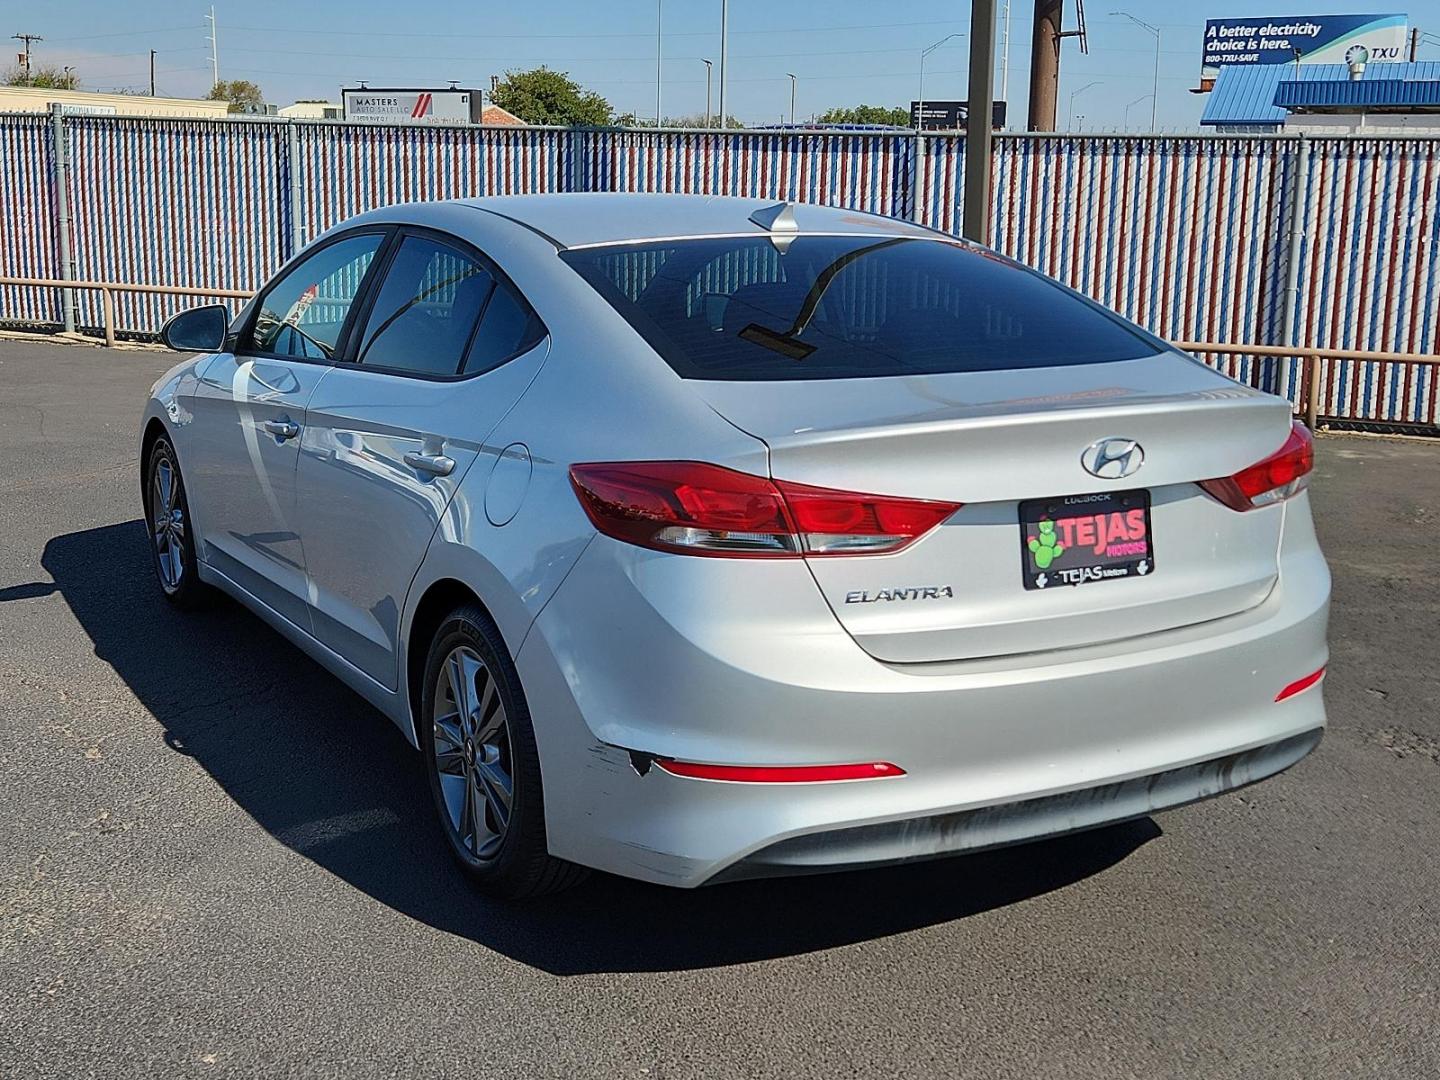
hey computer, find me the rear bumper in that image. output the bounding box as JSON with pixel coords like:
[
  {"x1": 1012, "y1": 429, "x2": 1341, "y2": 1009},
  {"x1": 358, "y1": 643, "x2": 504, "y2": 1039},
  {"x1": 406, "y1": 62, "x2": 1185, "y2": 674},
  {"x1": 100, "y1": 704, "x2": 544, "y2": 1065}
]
[
  {"x1": 709, "y1": 727, "x2": 1322, "y2": 882},
  {"x1": 517, "y1": 499, "x2": 1330, "y2": 888}
]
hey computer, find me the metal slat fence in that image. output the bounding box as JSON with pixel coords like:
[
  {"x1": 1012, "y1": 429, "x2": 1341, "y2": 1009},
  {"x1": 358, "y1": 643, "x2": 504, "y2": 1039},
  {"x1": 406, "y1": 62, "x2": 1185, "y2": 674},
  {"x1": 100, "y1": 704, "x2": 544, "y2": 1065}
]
[
  {"x1": 64, "y1": 116, "x2": 290, "y2": 332},
  {"x1": 2, "y1": 113, "x2": 1438, "y2": 428},
  {"x1": 0, "y1": 114, "x2": 61, "y2": 323}
]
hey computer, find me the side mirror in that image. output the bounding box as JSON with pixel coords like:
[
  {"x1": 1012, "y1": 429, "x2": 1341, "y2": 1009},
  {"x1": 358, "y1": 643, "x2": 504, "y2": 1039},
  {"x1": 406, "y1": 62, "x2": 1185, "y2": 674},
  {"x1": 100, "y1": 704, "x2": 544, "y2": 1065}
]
[{"x1": 160, "y1": 304, "x2": 230, "y2": 352}]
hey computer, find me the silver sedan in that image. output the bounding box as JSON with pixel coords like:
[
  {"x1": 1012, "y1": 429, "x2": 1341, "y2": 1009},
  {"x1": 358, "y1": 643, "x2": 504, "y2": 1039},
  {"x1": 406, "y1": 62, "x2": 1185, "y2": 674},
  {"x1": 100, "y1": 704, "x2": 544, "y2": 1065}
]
[{"x1": 141, "y1": 194, "x2": 1330, "y2": 896}]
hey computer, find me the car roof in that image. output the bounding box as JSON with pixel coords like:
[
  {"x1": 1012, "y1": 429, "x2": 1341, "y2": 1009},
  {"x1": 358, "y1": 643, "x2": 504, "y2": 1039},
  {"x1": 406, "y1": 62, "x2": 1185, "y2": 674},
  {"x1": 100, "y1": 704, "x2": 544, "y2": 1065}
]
[{"x1": 449, "y1": 192, "x2": 942, "y2": 250}]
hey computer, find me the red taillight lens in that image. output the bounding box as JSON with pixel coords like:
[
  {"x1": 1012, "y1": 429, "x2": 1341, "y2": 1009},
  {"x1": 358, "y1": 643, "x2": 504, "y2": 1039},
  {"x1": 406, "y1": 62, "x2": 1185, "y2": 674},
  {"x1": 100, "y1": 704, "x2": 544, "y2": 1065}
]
[
  {"x1": 569, "y1": 462, "x2": 959, "y2": 558},
  {"x1": 1199, "y1": 420, "x2": 1315, "y2": 511},
  {"x1": 654, "y1": 759, "x2": 905, "y2": 782},
  {"x1": 1275, "y1": 665, "x2": 1325, "y2": 702}
]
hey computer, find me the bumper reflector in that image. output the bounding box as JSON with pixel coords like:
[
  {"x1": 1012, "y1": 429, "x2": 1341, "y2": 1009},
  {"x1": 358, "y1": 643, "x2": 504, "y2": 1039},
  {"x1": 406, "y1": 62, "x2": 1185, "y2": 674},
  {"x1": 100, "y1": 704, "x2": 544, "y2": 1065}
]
[
  {"x1": 1276, "y1": 665, "x2": 1326, "y2": 702},
  {"x1": 653, "y1": 759, "x2": 905, "y2": 783}
]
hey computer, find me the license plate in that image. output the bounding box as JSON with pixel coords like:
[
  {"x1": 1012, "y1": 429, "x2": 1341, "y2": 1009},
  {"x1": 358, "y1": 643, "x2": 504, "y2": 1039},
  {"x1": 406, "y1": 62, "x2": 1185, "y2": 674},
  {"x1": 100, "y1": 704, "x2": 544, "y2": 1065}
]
[{"x1": 1019, "y1": 489, "x2": 1154, "y2": 590}]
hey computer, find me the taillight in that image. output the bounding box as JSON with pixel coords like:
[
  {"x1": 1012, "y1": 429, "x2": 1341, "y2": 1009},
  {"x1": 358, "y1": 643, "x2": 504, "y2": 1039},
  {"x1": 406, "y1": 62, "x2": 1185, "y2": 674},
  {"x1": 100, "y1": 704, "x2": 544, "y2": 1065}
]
[
  {"x1": 1275, "y1": 665, "x2": 1325, "y2": 702},
  {"x1": 653, "y1": 759, "x2": 905, "y2": 782},
  {"x1": 568, "y1": 461, "x2": 959, "y2": 558},
  {"x1": 1198, "y1": 420, "x2": 1314, "y2": 512}
]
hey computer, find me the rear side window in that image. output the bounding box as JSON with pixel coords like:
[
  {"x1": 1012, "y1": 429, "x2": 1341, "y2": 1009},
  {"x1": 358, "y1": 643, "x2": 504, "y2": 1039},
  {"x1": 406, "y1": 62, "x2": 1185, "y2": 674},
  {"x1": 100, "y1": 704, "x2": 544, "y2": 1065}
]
[
  {"x1": 247, "y1": 233, "x2": 383, "y2": 360},
  {"x1": 561, "y1": 235, "x2": 1160, "y2": 381},
  {"x1": 461, "y1": 282, "x2": 545, "y2": 375},
  {"x1": 357, "y1": 236, "x2": 494, "y2": 376}
]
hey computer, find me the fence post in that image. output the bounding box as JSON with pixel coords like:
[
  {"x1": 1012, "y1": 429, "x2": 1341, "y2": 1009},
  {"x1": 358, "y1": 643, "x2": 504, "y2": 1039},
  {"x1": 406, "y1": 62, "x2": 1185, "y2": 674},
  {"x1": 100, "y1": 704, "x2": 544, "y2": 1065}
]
[
  {"x1": 100, "y1": 286, "x2": 116, "y2": 348},
  {"x1": 49, "y1": 103, "x2": 78, "y2": 334},
  {"x1": 1305, "y1": 351, "x2": 1322, "y2": 430},
  {"x1": 1279, "y1": 133, "x2": 1311, "y2": 404},
  {"x1": 285, "y1": 120, "x2": 304, "y2": 257},
  {"x1": 909, "y1": 131, "x2": 924, "y2": 223}
]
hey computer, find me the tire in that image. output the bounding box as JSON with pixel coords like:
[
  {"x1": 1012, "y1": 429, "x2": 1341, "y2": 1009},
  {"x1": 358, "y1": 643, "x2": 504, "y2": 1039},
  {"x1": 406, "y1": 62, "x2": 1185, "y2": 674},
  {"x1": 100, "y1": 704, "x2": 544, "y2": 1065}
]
[
  {"x1": 144, "y1": 436, "x2": 210, "y2": 610},
  {"x1": 419, "y1": 603, "x2": 589, "y2": 899}
]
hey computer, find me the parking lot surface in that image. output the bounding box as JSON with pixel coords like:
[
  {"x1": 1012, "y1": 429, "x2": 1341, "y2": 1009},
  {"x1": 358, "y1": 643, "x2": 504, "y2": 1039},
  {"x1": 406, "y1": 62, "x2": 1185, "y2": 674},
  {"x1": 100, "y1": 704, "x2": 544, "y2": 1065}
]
[{"x1": 2, "y1": 339, "x2": 1437, "y2": 1080}]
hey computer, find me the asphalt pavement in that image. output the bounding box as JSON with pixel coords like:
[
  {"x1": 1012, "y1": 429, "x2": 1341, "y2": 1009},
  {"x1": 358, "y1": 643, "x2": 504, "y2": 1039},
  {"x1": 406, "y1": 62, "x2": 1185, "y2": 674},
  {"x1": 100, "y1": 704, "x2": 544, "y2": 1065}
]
[{"x1": 1, "y1": 338, "x2": 1437, "y2": 1079}]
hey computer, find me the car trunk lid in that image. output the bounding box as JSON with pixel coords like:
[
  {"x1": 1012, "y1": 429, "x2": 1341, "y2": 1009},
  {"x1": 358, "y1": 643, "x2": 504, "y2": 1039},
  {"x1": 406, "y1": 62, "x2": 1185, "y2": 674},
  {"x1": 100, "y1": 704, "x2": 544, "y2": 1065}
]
[{"x1": 692, "y1": 354, "x2": 1293, "y2": 662}]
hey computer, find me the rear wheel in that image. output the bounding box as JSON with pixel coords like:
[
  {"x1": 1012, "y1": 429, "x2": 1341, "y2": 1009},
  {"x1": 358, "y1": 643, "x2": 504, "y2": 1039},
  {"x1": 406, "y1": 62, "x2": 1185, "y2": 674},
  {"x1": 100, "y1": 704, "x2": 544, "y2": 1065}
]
[
  {"x1": 144, "y1": 437, "x2": 209, "y2": 610},
  {"x1": 419, "y1": 604, "x2": 588, "y2": 899}
]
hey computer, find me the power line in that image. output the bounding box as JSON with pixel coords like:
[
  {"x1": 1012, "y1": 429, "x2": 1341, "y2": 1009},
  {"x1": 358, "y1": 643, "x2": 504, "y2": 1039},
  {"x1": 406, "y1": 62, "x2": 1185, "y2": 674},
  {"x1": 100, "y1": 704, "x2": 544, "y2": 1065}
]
[
  {"x1": 45, "y1": 26, "x2": 198, "y2": 43},
  {"x1": 221, "y1": 17, "x2": 968, "y2": 41}
]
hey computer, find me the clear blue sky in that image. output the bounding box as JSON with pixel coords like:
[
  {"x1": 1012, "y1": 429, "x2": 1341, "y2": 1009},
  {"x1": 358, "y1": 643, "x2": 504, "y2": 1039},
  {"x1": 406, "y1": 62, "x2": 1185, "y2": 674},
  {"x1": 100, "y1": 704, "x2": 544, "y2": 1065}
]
[{"x1": 27, "y1": 2, "x2": 1440, "y2": 130}]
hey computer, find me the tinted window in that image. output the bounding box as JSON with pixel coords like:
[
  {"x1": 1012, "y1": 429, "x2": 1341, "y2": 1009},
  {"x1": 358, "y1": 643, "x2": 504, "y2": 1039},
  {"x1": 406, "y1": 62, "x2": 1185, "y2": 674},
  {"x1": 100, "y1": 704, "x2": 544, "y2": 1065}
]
[
  {"x1": 461, "y1": 282, "x2": 545, "y2": 375},
  {"x1": 248, "y1": 233, "x2": 383, "y2": 360},
  {"x1": 561, "y1": 236, "x2": 1160, "y2": 381},
  {"x1": 358, "y1": 236, "x2": 493, "y2": 375}
]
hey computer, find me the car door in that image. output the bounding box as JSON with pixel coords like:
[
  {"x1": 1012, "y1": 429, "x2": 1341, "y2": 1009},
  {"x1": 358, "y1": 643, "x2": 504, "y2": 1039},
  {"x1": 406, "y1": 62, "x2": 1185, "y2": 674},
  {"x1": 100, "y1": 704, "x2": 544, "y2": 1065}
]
[
  {"x1": 296, "y1": 229, "x2": 549, "y2": 690},
  {"x1": 185, "y1": 229, "x2": 389, "y2": 629}
]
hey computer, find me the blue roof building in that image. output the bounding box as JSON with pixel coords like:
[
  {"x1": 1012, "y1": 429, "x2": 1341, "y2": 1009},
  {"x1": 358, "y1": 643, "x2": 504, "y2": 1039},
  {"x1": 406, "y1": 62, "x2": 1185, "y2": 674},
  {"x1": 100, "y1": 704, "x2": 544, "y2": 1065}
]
[{"x1": 1201, "y1": 62, "x2": 1440, "y2": 134}]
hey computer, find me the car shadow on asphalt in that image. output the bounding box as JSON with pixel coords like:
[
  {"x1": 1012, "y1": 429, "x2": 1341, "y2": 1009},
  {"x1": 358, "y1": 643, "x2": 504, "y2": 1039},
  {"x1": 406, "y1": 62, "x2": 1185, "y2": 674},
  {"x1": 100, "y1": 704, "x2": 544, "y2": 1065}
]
[{"x1": 40, "y1": 520, "x2": 1161, "y2": 976}]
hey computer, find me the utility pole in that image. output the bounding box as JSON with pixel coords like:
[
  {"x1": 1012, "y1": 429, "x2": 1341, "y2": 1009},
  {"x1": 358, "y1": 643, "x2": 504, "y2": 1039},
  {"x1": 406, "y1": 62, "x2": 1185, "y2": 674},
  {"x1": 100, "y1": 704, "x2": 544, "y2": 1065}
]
[
  {"x1": 655, "y1": 0, "x2": 663, "y2": 127},
  {"x1": 150, "y1": 49, "x2": 156, "y2": 96},
  {"x1": 1411, "y1": 26, "x2": 1421, "y2": 62},
  {"x1": 12, "y1": 33, "x2": 42, "y2": 79},
  {"x1": 787, "y1": 72, "x2": 796, "y2": 126},
  {"x1": 204, "y1": 6, "x2": 219, "y2": 88},
  {"x1": 718, "y1": 0, "x2": 729, "y2": 129},
  {"x1": 964, "y1": 0, "x2": 997, "y2": 242},
  {"x1": 700, "y1": 58, "x2": 712, "y2": 128},
  {"x1": 1028, "y1": 0, "x2": 1061, "y2": 130}
]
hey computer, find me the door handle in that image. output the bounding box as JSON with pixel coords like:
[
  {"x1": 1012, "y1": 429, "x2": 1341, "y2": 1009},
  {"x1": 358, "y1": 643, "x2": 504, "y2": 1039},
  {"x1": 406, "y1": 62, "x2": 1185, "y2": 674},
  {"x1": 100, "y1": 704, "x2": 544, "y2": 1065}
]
[
  {"x1": 404, "y1": 451, "x2": 455, "y2": 478},
  {"x1": 263, "y1": 419, "x2": 300, "y2": 441}
]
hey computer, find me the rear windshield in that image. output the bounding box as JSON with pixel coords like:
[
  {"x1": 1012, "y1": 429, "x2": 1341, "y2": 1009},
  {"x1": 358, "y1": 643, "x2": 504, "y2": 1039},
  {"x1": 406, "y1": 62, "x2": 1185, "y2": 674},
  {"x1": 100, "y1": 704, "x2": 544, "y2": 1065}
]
[{"x1": 560, "y1": 235, "x2": 1160, "y2": 381}]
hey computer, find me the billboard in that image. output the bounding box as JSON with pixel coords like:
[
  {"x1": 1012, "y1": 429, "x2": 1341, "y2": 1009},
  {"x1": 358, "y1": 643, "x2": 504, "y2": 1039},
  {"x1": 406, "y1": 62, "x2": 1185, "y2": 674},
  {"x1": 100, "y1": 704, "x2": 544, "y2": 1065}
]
[
  {"x1": 341, "y1": 88, "x2": 478, "y2": 125},
  {"x1": 1202, "y1": 14, "x2": 1408, "y2": 78},
  {"x1": 908, "y1": 100, "x2": 1008, "y2": 131}
]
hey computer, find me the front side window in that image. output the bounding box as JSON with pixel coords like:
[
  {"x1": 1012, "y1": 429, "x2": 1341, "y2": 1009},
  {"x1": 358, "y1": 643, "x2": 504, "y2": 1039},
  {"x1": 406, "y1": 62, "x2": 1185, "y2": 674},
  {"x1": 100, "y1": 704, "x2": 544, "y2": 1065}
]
[
  {"x1": 247, "y1": 233, "x2": 384, "y2": 360},
  {"x1": 357, "y1": 235, "x2": 495, "y2": 376},
  {"x1": 561, "y1": 235, "x2": 1162, "y2": 381}
]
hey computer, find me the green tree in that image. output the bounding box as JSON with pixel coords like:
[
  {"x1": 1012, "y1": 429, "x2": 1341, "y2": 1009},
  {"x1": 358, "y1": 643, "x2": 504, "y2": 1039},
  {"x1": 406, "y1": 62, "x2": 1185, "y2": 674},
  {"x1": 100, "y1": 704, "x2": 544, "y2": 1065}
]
[
  {"x1": 206, "y1": 79, "x2": 265, "y2": 114},
  {"x1": 491, "y1": 67, "x2": 612, "y2": 126},
  {"x1": 5, "y1": 65, "x2": 80, "y2": 90},
  {"x1": 816, "y1": 104, "x2": 912, "y2": 127},
  {"x1": 660, "y1": 113, "x2": 745, "y2": 129}
]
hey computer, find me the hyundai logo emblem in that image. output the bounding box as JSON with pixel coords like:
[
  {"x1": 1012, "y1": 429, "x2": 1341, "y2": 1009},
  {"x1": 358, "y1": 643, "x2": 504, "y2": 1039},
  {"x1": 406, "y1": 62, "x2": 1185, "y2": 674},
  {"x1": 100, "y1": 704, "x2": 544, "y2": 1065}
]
[{"x1": 1081, "y1": 438, "x2": 1144, "y2": 480}]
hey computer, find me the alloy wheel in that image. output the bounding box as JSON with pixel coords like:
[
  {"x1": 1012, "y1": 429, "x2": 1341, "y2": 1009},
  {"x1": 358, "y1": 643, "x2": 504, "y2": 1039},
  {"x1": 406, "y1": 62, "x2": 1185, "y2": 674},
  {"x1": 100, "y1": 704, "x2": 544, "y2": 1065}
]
[
  {"x1": 150, "y1": 456, "x2": 186, "y2": 591},
  {"x1": 431, "y1": 645, "x2": 514, "y2": 861}
]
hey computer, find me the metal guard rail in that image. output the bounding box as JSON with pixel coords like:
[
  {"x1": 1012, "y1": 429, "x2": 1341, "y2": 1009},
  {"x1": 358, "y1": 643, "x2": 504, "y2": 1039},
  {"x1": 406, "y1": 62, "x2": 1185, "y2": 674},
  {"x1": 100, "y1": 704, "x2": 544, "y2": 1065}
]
[
  {"x1": 0, "y1": 276, "x2": 252, "y2": 348},
  {"x1": 1, "y1": 275, "x2": 1435, "y2": 431}
]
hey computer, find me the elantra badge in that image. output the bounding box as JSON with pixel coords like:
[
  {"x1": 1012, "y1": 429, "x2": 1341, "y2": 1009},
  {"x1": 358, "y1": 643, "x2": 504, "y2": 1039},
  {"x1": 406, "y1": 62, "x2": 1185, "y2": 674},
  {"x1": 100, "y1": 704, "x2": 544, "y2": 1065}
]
[{"x1": 1081, "y1": 437, "x2": 1144, "y2": 480}]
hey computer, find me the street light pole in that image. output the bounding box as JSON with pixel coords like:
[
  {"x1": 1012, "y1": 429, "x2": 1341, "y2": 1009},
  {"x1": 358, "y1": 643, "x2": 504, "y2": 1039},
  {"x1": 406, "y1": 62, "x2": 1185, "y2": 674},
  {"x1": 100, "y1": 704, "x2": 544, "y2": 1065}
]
[
  {"x1": 701, "y1": 58, "x2": 713, "y2": 128},
  {"x1": 787, "y1": 72, "x2": 796, "y2": 125},
  {"x1": 1111, "y1": 11, "x2": 1160, "y2": 131},
  {"x1": 1069, "y1": 80, "x2": 1099, "y2": 131},
  {"x1": 1124, "y1": 94, "x2": 1151, "y2": 130},
  {"x1": 718, "y1": 0, "x2": 729, "y2": 129},
  {"x1": 917, "y1": 32, "x2": 964, "y2": 130},
  {"x1": 656, "y1": 0, "x2": 663, "y2": 127}
]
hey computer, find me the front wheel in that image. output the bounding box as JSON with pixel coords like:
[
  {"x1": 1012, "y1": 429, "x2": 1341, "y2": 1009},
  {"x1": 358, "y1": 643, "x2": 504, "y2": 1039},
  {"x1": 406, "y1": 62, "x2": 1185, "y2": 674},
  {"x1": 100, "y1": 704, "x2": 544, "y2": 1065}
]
[
  {"x1": 419, "y1": 604, "x2": 589, "y2": 899},
  {"x1": 144, "y1": 437, "x2": 209, "y2": 610}
]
